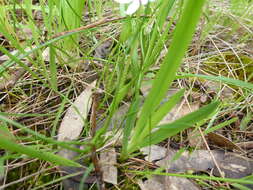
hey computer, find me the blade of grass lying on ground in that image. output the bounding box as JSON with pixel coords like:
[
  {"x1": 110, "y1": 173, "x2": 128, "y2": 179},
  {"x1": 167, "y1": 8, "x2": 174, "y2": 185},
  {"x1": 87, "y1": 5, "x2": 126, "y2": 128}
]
[
  {"x1": 232, "y1": 174, "x2": 253, "y2": 190},
  {"x1": 0, "y1": 128, "x2": 81, "y2": 167},
  {"x1": 130, "y1": 170, "x2": 253, "y2": 185},
  {"x1": 127, "y1": 0, "x2": 206, "y2": 155},
  {"x1": 0, "y1": 115, "x2": 83, "y2": 153},
  {"x1": 137, "y1": 101, "x2": 219, "y2": 150},
  {"x1": 204, "y1": 117, "x2": 238, "y2": 134},
  {"x1": 177, "y1": 73, "x2": 253, "y2": 90}
]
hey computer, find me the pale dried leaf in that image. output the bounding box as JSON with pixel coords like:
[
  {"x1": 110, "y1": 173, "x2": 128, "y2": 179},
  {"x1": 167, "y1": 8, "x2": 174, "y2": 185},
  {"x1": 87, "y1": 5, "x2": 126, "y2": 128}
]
[
  {"x1": 204, "y1": 81, "x2": 234, "y2": 99},
  {"x1": 156, "y1": 149, "x2": 225, "y2": 172},
  {"x1": 57, "y1": 81, "x2": 96, "y2": 141},
  {"x1": 42, "y1": 47, "x2": 50, "y2": 62},
  {"x1": 140, "y1": 145, "x2": 166, "y2": 162},
  {"x1": 137, "y1": 177, "x2": 165, "y2": 190},
  {"x1": 100, "y1": 148, "x2": 118, "y2": 185},
  {"x1": 155, "y1": 148, "x2": 253, "y2": 179},
  {"x1": 213, "y1": 153, "x2": 253, "y2": 178},
  {"x1": 167, "y1": 176, "x2": 200, "y2": 190},
  {"x1": 138, "y1": 175, "x2": 199, "y2": 190},
  {"x1": 17, "y1": 27, "x2": 33, "y2": 40}
]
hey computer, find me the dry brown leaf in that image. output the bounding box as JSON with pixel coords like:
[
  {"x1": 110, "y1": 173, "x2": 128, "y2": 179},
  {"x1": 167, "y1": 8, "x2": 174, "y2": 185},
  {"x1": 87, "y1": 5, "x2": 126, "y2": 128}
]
[
  {"x1": 57, "y1": 81, "x2": 96, "y2": 141},
  {"x1": 100, "y1": 148, "x2": 118, "y2": 185},
  {"x1": 207, "y1": 132, "x2": 245, "y2": 152}
]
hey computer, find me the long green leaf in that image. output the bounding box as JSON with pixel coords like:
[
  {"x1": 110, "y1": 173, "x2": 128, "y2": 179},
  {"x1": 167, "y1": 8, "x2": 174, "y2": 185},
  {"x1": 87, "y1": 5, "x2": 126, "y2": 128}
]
[
  {"x1": 177, "y1": 73, "x2": 253, "y2": 90},
  {"x1": 0, "y1": 115, "x2": 82, "y2": 153},
  {"x1": 0, "y1": 134, "x2": 81, "y2": 167},
  {"x1": 150, "y1": 89, "x2": 185, "y2": 127},
  {"x1": 137, "y1": 101, "x2": 219, "y2": 151},
  {"x1": 121, "y1": 96, "x2": 141, "y2": 158},
  {"x1": 129, "y1": 0, "x2": 206, "y2": 153}
]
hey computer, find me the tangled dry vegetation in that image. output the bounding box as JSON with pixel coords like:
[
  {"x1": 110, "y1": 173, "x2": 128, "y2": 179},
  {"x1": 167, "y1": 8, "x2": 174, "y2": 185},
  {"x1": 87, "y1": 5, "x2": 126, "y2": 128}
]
[{"x1": 0, "y1": 0, "x2": 253, "y2": 189}]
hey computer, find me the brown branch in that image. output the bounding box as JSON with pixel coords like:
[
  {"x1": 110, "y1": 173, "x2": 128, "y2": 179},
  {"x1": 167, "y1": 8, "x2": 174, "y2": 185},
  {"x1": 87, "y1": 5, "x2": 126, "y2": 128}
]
[
  {"x1": 52, "y1": 16, "x2": 125, "y2": 39},
  {"x1": 90, "y1": 92, "x2": 105, "y2": 190}
]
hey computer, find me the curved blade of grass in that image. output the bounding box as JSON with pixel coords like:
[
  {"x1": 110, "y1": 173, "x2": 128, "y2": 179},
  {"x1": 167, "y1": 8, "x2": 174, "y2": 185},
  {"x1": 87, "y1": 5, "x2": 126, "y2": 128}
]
[
  {"x1": 0, "y1": 129, "x2": 81, "y2": 167},
  {"x1": 129, "y1": 0, "x2": 206, "y2": 153},
  {"x1": 130, "y1": 170, "x2": 253, "y2": 185},
  {"x1": 0, "y1": 115, "x2": 83, "y2": 153},
  {"x1": 135, "y1": 101, "x2": 219, "y2": 151},
  {"x1": 121, "y1": 96, "x2": 142, "y2": 158},
  {"x1": 177, "y1": 73, "x2": 253, "y2": 90},
  {"x1": 150, "y1": 89, "x2": 185, "y2": 127}
]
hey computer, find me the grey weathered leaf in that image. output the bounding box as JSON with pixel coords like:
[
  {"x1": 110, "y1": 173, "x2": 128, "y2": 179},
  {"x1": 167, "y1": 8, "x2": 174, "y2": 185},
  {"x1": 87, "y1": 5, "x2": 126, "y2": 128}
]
[
  {"x1": 140, "y1": 145, "x2": 166, "y2": 162},
  {"x1": 57, "y1": 81, "x2": 96, "y2": 141},
  {"x1": 138, "y1": 175, "x2": 199, "y2": 190},
  {"x1": 156, "y1": 149, "x2": 225, "y2": 172},
  {"x1": 100, "y1": 148, "x2": 118, "y2": 185}
]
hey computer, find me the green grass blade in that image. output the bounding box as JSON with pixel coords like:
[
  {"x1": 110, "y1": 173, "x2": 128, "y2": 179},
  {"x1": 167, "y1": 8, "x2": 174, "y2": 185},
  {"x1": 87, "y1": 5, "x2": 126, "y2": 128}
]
[
  {"x1": 121, "y1": 96, "x2": 141, "y2": 158},
  {"x1": 129, "y1": 0, "x2": 206, "y2": 153},
  {"x1": 130, "y1": 170, "x2": 253, "y2": 185},
  {"x1": 49, "y1": 45, "x2": 58, "y2": 90},
  {"x1": 136, "y1": 101, "x2": 219, "y2": 151},
  {"x1": 0, "y1": 128, "x2": 81, "y2": 167},
  {"x1": 177, "y1": 73, "x2": 253, "y2": 90},
  {"x1": 0, "y1": 114, "x2": 83, "y2": 153},
  {"x1": 150, "y1": 89, "x2": 185, "y2": 127},
  {"x1": 204, "y1": 117, "x2": 238, "y2": 134}
]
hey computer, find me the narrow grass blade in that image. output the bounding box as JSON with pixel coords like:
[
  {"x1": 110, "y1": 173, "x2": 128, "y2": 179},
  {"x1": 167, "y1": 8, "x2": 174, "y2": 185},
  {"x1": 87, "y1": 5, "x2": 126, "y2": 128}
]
[
  {"x1": 129, "y1": 0, "x2": 206, "y2": 153},
  {"x1": 150, "y1": 89, "x2": 185, "y2": 127},
  {"x1": 204, "y1": 117, "x2": 238, "y2": 134},
  {"x1": 136, "y1": 101, "x2": 219, "y2": 151},
  {"x1": 130, "y1": 170, "x2": 253, "y2": 185},
  {"x1": 0, "y1": 129, "x2": 81, "y2": 167},
  {"x1": 121, "y1": 96, "x2": 141, "y2": 158},
  {"x1": 0, "y1": 115, "x2": 83, "y2": 153},
  {"x1": 49, "y1": 45, "x2": 58, "y2": 90},
  {"x1": 178, "y1": 73, "x2": 253, "y2": 90}
]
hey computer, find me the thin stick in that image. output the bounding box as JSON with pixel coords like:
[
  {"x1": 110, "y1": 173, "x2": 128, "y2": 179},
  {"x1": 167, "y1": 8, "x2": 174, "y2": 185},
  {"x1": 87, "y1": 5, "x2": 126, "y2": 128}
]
[
  {"x1": 90, "y1": 92, "x2": 105, "y2": 190},
  {"x1": 52, "y1": 16, "x2": 125, "y2": 39}
]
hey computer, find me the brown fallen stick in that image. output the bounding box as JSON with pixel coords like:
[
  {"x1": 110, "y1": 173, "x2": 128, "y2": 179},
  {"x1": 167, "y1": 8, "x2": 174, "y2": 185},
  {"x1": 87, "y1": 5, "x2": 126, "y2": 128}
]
[{"x1": 52, "y1": 16, "x2": 125, "y2": 39}]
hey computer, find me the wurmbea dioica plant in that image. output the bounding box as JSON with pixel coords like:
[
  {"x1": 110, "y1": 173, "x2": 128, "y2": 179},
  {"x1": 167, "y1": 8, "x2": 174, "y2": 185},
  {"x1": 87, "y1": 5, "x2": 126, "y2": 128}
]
[{"x1": 109, "y1": 0, "x2": 220, "y2": 159}]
